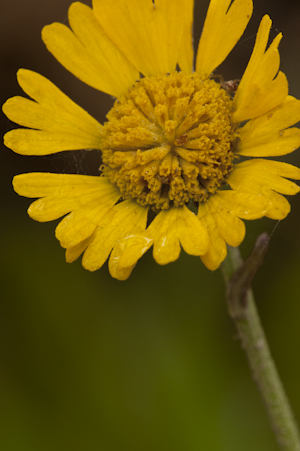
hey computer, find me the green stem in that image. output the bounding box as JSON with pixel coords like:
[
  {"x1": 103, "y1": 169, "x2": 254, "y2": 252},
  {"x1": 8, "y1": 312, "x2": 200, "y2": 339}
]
[{"x1": 221, "y1": 234, "x2": 300, "y2": 451}]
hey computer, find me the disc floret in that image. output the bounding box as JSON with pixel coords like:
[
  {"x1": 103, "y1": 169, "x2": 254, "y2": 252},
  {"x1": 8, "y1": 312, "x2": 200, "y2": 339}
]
[{"x1": 100, "y1": 72, "x2": 239, "y2": 210}]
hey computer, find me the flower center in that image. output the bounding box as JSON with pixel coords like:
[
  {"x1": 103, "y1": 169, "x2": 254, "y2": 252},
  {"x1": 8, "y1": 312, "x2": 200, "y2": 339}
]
[{"x1": 100, "y1": 72, "x2": 238, "y2": 210}]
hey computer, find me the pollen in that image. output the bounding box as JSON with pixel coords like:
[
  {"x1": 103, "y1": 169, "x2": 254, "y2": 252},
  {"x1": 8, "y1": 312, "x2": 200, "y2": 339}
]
[{"x1": 100, "y1": 72, "x2": 238, "y2": 210}]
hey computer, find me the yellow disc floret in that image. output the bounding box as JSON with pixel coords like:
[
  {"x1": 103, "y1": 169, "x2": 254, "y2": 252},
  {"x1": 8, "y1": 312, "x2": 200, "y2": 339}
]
[{"x1": 100, "y1": 72, "x2": 238, "y2": 210}]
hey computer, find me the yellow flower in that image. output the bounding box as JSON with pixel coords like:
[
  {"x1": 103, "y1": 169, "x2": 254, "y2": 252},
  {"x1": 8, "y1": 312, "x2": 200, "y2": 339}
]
[{"x1": 3, "y1": 0, "x2": 300, "y2": 280}]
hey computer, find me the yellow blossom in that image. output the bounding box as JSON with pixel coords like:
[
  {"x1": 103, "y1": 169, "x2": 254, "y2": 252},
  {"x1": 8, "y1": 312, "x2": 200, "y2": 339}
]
[{"x1": 3, "y1": 0, "x2": 300, "y2": 280}]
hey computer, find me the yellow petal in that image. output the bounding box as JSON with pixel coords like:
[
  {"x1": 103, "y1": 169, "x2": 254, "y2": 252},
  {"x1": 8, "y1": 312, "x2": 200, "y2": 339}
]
[
  {"x1": 196, "y1": 0, "x2": 253, "y2": 77},
  {"x1": 152, "y1": 207, "x2": 209, "y2": 265},
  {"x1": 13, "y1": 172, "x2": 106, "y2": 197},
  {"x1": 197, "y1": 188, "x2": 273, "y2": 269},
  {"x1": 108, "y1": 247, "x2": 136, "y2": 282},
  {"x1": 235, "y1": 96, "x2": 300, "y2": 156},
  {"x1": 233, "y1": 16, "x2": 288, "y2": 122},
  {"x1": 228, "y1": 177, "x2": 291, "y2": 220},
  {"x1": 55, "y1": 191, "x2": 121, "y2": 248},
  {"x1": 4, "y1": 97, "x2": 95, "y2": 136},
  {"x1": 42, "y1": 3, "x2": 139, "y2": 98},
  {"x1": 92, "y1": 0, "x2": 186, "y2": 77},
  {"x1": 227, "y1": 160, "x2": 300, "y2": 219},
  {"x1": 3, "y1": 70, "x2": 101, "y2": 155},
  {"x1": 237, "y1": 128, "x2": 300, "y2": 158},
  {"x1": 66, "y1": 235, "x2": 94, "y2": 263},
  {"x1": 228, "y1": 160, "x2": 300, "y2": 195},
  {"x1": 108, "y1": 224, "x2": 147, "y2": 281},
  {"x1": 28, "y1": 187, "x2": 117, "y2": 222},
  {"x1": 119, "y1": 205, "x2": 209, "y2": 268},
  {"x1": 178, "y1": 0, "x2": 194, "y2": 73},
  {"x1": 214, "y1": 190, "x2": 270, "y2": 219},
  {"x1": 82, "y1": 200, "x2": 148, "y2": 273},
  {"x1": 233, "y1": 73, "x2": 288, "y2": 123},
  {"x1": 4, "y1": 129, "x2": 101, "y2": 156},
  {"x1": 116, "y1": 235, "x2": 154, "y2": 269},
  {"x1": 200, "y1": 240, "x2": 227, "y2": 270},
  {"x1": 263, "y1": 191, "x2": 290, "y2": 220},
  {"x1": 197, "y1": 202, "x2": 227, "y2": 270},
  {"x1": 13, "y1": 173, "x2": 120, "y2": 222},
  {"x1": 206, "y1": 195, "x2": 245, "y2": 247},
  {"x1": 14, "y1": 69, "x2": 100, "y2": 133}
]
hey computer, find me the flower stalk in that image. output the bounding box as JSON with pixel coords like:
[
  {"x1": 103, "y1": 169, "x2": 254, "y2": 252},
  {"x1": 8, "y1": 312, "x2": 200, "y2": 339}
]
[{"x1": 221, "y1": 234, "x2": 300, "y2": 451}]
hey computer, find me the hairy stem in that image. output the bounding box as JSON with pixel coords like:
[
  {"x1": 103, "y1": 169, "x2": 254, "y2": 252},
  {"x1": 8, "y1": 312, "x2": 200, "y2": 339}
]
[{"x1": 221, "y1": 233, "x2": 300, "y2": 450}]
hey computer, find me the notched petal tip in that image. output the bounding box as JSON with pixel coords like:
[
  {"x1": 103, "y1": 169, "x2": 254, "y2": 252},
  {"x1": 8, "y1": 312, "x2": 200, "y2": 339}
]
[
  {"x1": 108, "y1": 247, "x2": 136, "y2": 281},
  {"x1": 233, "y1": 13, "x2": 288, "y2": 121},
  {"x1": 118, "y1": 235, "x2": 153, "y2": 268},
  {"x1": 201, "y1": 247, "x2": 227, "y2": 271},
  {"x1": 196, "y1": 0, "x2": 253, "y2": 77},
  {"x1": 236, "y1": 97, "x2": 300, "y2": 157}
]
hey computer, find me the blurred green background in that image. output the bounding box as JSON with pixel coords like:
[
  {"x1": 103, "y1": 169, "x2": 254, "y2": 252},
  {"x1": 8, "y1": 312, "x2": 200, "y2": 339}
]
[{"x1": 1, "y1": 1, "x2": 300, "y2": 450}]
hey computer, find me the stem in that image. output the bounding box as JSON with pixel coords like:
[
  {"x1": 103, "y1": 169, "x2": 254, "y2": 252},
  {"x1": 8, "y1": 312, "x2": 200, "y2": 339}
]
[{"x1": 221, "y1": 233, "x2": 300, "y2": 451}]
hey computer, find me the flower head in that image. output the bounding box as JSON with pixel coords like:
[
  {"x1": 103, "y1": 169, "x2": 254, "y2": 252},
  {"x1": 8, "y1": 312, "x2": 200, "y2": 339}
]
[{"x1": 3, "y1": 0, "x2": 300, "y2": 280}]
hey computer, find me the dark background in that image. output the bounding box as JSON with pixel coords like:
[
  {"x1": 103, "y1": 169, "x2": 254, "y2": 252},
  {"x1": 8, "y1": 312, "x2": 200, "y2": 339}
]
[{"x1": 1, "y1": 1, "x2": 300, "y2": 449}]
